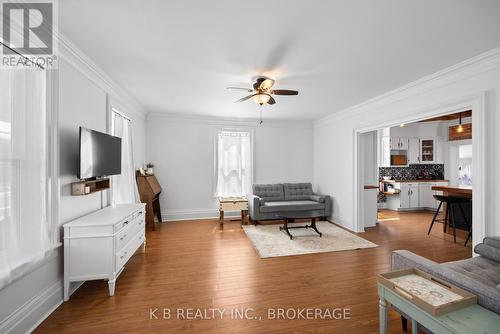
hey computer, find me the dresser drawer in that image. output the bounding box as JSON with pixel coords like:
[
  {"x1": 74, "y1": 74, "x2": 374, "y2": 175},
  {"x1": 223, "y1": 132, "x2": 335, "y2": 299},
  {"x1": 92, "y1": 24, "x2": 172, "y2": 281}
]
[
  {"x1": 114, "y1": 214, "x2": 134, "y2": 233},
  {"x1": 115, "y1": 229, "x2": 145, "y2": 272},
  {"x1": 115, "y1": 214, "x2": 145, "y2": 252},
  {"x1": 114, "y1": 209, "x2": 145, "y2": 233}
]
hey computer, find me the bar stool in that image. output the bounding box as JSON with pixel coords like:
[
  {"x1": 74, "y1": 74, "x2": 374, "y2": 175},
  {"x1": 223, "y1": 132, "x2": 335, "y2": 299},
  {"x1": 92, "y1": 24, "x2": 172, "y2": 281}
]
[
  {"x1": 428, "y1": 195, "x2": 472, "y2": 246},
  {"x1": 428, "y1": 195, "x2": 449, "y2": 236}
]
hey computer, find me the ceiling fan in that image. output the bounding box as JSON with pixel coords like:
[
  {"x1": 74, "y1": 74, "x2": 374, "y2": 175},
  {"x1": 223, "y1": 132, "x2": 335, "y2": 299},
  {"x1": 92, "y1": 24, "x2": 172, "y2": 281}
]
[{"x1": 227, "y1": 77, "x2": 299, "y2": 105}]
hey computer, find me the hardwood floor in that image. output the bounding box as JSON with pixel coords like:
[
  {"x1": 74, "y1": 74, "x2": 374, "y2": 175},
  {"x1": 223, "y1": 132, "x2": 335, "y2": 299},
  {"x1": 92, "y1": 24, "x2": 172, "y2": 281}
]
[{"x1": 36, "y1": 210, "x2": 471, "y2": 334}]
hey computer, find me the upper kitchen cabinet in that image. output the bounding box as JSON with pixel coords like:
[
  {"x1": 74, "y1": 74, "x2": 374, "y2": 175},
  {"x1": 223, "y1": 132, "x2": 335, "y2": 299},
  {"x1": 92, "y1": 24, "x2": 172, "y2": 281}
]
[
  {"x1": 390, "y1": 137, "x2": 409, "y2": 150},
  {"x1": 408, "y1": 138, "x2": 420, "y2": 164},
  {"x1": 420, "y1": 137, "x2": 442, "y2": 163}
]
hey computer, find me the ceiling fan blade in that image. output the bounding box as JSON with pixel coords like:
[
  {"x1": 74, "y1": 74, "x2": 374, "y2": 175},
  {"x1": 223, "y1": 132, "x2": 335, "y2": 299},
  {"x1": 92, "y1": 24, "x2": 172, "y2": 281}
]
[
  {"x1": 227, "y1": 87, "x2": 253, "y2": 92},
  {"x1": 253, "y1": 81, "x2": 262, "y2": 90},
  {"x1": 268, "y1": 96, "x2": 276, "y2": 105},
  {"x1": 270, "y1": 89, "x2": 298, "y2": 95},
  {"x1": 235, "y1": 94, "x2": 257, "y2": 103}
]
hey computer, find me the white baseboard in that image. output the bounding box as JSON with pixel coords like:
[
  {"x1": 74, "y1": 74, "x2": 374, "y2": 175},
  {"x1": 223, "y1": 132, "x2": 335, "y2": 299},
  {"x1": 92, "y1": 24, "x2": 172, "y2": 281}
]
[
  {"x1": 162, "y1": 209, "x2": 241, "y2": 222},
  {"x1": 330, "y1": 215, "x2": 361, "y2": 233},
  {"x1": 0, "y1": 281, "x2": 63, "y2": 334}
]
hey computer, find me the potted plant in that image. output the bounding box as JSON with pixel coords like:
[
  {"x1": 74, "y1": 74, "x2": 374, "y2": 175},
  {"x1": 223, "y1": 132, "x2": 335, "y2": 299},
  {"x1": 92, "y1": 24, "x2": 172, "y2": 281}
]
[{"x1": 145, "y1": 163, "x2": 154, "y2": 175}]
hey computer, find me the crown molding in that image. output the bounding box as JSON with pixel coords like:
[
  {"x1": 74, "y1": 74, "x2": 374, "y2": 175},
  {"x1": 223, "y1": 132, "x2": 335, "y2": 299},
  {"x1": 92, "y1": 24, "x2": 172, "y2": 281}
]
[
  {"x1": 147, "y1": 112, "x2": 314, "y2": 129},
  {"x1": 315, "y1": 46, "x2": 500, "y2": 127},
  {"x1": 56, "y1": 32, "x2": 148, "y2": 119}
]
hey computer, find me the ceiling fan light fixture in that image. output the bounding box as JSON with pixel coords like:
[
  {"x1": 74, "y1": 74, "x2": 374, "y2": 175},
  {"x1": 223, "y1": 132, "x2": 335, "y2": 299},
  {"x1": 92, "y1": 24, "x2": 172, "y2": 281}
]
[{"x1": 253, "y1": 93, "x2": 271, "y2": 105}]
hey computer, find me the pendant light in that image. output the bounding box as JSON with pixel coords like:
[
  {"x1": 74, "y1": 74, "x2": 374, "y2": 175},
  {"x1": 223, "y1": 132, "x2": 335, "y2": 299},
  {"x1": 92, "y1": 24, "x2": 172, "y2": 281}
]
[{"x1": 457, "y1": 112, "x2": 464, "y2": 133}]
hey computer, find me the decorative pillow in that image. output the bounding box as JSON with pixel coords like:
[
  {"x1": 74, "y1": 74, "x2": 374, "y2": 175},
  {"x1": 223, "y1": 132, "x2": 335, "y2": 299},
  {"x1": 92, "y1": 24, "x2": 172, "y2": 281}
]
[
  {"x1": 474, "y1": 243, "x2": 500, "y2": 263},
  {"x1": 484, "y1": 237, "x2": 500, "y2": 250},
  {"x1": 309, "y1": 195, "x2": 325, "y2": 203}
]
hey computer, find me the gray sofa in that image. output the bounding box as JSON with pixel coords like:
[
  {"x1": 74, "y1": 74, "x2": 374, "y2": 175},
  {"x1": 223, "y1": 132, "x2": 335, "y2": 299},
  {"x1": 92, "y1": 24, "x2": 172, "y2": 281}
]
[
  {"x1": 247, "y1": 183, "x2": 331, "y2": 223},
  {"x1": 392, "y1": 237, "x2": 500, "y2": 316}
]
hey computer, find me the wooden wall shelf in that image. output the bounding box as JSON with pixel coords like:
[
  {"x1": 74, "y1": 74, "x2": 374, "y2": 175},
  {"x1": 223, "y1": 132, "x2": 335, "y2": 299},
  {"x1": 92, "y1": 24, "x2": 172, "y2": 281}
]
[{"x1": 71, "y1": 178, "x2": 110, "y2": 196}]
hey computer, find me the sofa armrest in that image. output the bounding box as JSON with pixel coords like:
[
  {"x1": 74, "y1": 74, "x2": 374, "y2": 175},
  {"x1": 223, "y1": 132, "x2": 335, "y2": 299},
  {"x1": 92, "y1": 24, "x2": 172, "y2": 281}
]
[
  {"x1": 391, "y1": 250, "x2": 440, "y2": 271},
  {"x1": 312, "y1": 193, "x2": 332, "y2": 217},
  {"x1": 391, "y1": 250, "x2": 500, "y2": 315},
  {"x1": 247, "y1": 194, "x2": 261, "y2": 220},
  {"x1": 309, "y1": 195, "x2": 325, "y2": 203}
]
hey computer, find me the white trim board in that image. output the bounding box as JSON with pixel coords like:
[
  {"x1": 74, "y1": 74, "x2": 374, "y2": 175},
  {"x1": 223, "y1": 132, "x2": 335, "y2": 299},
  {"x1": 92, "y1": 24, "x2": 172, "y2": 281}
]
[
  {"x1": 56, "y1": 33, "x2": 148, "y2": 119},
  {"x1": 147, "y1": 112, "x2": 314, "y2": 129},
  {"x1": 0, "y1": 281, "x2": 62, "y2": 334}
]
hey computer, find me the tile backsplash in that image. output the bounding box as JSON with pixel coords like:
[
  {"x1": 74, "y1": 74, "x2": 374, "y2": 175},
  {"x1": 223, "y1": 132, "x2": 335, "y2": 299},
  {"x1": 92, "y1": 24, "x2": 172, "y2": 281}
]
[{"x1": 379, "y1": 164, "x2": 444, "y2": 181}]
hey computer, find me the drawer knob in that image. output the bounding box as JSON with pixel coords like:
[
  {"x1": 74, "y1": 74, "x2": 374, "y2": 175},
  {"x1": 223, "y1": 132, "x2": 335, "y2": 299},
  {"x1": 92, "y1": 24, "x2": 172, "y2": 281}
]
[{"x1": 120, "y1": 234, "x2": 127, "y2": 241}]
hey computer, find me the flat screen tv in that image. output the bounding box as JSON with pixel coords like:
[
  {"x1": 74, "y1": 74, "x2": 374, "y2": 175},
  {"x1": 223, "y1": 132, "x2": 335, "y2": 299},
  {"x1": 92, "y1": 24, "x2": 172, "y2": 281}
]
[{"x1": 78, "y1": 127, "x2": 122, "y2": 179}]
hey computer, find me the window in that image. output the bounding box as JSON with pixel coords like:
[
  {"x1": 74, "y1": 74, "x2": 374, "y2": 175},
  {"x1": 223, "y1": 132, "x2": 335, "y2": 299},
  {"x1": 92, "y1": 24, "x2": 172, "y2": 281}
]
[
  {"x1": 0, "y1": 69, "x2": 52, "y2": 288},
  {"x1": 215, "y1": 130, "x2": 253, "y2": 197}
]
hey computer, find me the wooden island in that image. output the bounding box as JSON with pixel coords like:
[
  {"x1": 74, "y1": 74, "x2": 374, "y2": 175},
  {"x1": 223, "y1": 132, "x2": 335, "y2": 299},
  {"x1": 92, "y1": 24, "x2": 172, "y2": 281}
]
[{"x1": 431, "y1": 185, "x2": 472, "y2": 197}]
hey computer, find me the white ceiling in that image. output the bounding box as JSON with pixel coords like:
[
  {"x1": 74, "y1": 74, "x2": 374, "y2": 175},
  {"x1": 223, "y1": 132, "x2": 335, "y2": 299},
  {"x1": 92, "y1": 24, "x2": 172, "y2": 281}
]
[{"x1": 60, "y1": 0, "x2": 500, "y2": 120}]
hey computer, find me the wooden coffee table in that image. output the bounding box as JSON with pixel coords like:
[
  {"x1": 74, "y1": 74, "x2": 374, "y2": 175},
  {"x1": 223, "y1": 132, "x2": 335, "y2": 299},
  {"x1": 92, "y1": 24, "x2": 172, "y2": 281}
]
[{"x1": 277, "y1": 212, "x2": 323, "y2": 240}]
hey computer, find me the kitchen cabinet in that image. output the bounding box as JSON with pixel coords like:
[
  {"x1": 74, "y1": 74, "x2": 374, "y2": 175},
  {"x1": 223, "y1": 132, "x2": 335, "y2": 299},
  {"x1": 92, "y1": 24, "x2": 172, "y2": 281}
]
[
  {"x1": 400, "y1": 183, "x2": 419, "y2": 209},
  {"x1": 408, "y1": 138, "x2": 420, "y2": 164},
  {"x1": 420, "y1": 137, "x2": 442, "y2": 163},
  {"x1": 390, "y1": 137, "x2": 409, "y2": 150},
  {"x1": 419, "y1": 183, "x2": 434, "y2": 209},
  {"x1": 419, "y1": 181, "x2": 449, "y2": 210}
]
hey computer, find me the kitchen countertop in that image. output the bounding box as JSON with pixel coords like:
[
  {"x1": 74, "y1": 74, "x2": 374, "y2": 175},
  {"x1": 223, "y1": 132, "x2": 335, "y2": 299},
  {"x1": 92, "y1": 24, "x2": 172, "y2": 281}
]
[
  {"x1": 431, "y1": 185, "x2": 472, "y2": 197},
  {"x1": 364, "y1": 185, "x2": 379, "y2": 189},
  {"x1": 381, "y1": 179, "x2": 449, "y2": 183}
]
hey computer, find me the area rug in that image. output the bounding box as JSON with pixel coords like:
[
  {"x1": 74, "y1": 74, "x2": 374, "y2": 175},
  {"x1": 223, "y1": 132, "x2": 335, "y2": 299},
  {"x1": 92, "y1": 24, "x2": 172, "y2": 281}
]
[{"x1": 243, "y1": 221, "x2": 378, "y2": 258}]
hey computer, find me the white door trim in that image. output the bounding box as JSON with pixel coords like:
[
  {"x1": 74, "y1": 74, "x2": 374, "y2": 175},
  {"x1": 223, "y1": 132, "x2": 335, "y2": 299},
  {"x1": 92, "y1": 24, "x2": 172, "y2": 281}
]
[{"x1": 353, "y1": 92, "x2": 486, "y2": 249}]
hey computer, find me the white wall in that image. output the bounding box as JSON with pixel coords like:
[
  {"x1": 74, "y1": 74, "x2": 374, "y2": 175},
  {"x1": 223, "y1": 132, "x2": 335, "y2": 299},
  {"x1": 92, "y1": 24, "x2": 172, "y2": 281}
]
[
  {"x1": 314, "y1": 48, "x2": 500, "y2": 239},
  {"x1": 146, "y1": 114, "x2": 314, "y2": 221},
  {"x1": 0, "y1": 41, "x2": 148, "y2": 333}
]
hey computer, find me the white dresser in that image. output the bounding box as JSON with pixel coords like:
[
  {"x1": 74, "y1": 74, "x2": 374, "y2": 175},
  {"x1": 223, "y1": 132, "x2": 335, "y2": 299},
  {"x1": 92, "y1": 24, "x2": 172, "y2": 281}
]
[{"x1": 63, "y1": 203, "x2": 146, "y2": 301}]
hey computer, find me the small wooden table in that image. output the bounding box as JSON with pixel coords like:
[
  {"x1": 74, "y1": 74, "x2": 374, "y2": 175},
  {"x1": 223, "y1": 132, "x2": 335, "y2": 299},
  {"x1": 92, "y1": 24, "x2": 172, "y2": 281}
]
[
  {"x1": 218, "y1": 197, "x2": 248, "y2": 227},
  {"x1": 378, "y1": 282, "x2": 500, "y2": 334}
]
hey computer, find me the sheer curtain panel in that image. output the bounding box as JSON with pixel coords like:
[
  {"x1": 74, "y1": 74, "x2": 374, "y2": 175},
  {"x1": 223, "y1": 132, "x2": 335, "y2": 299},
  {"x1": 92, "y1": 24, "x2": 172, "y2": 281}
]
[
  {"x1": 0, "y1": 69, "x2": 51, "y2": 288},
  {"x1": 215, "y1": 130, "x2": 253, "y2": 197},
  {"x1": 111, "y1": 110, "x2": 139, "y2": 205}
]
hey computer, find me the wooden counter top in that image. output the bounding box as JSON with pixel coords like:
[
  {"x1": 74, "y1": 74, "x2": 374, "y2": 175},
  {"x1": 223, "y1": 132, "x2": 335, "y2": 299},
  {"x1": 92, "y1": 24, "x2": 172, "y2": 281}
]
[
  {"x1": 431, "y1": 185, "x2": 472, "y2": 197},
  {"x1": 364, "y1": 185, "x2": 379, "y2": 189}
]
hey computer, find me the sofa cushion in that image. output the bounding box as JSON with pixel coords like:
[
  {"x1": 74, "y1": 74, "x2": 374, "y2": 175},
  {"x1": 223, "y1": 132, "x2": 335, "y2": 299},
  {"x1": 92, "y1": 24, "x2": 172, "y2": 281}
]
[
  {"x1": 485, "y1": 237, "x2": 500, "y2": 250},
  {"x1": 253, "y1": 184, "x2": 284, "y2": 202},
  {"x1": 284, "y1": 183, "x2": 313, "y2": 200},
  {"x1": 260, "y1": 200, "x2": 325, "y2": 213},
  {"x1": 443, "y1": 256, "x2": 500, "y2": 289},
  {"x1": 474, "y1": 243, "x2": 500, "y2": 263}
]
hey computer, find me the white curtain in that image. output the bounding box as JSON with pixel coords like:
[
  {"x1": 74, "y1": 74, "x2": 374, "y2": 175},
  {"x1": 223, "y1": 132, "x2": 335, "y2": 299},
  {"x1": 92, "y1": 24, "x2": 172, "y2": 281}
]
[
  {"x1": 0, "y1": 69, "x2": 50, "y2": 288},
  {"x1": 111, "y1": 111, "x2": 139, "y2": 204},
  {"x1": 215, "y1": 130, "x2": 252, "y2": 197}
]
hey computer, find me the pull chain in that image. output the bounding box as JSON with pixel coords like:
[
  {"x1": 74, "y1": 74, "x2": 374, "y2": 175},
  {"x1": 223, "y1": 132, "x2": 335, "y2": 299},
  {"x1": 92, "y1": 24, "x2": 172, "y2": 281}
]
[{"x1": 259, "y1": 104, "x2": 263, "y2": 124}]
